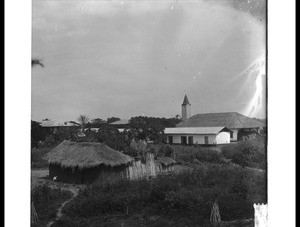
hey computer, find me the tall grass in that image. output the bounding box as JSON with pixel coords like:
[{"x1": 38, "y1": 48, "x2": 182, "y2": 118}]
[
  {"x1": 31, "y1": 184, "x2": 72, "y2": 227},
  {"x1": 221, "y1": 140, "x2": 266, "y2": 169},
  {"x1": 148, "y1": 144, "x2": 224, "y2": 164},
  {"x1": 58, "y1": 165, "x2": 266, "y2": 226}
]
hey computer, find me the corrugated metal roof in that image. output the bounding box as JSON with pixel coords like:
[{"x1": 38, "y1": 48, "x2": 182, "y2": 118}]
[
  {"x1": 110, "y1": 119, "x2": 130, "y2": 125},
  {"x1": 40, "y1": 120, "x2": 79, "y2": 127},
  {"x1": 176, "y1": 112, "x2": 265, "y2": 129},
  {"x1": 164, "y1": 127, "x2": 228, "y2": 134}
]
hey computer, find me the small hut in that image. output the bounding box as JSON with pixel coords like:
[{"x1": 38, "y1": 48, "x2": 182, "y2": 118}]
[
  {"x1": 43, "y1": 140, "x2": 133, "y2": 184},
  {"x1": 155, "y1": 157, "x2": 176, "y2": 172}
]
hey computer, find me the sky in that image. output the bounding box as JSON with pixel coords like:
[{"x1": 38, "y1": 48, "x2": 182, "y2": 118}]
[{"x1": 32, "y1": 0, "x2": 266, "y2": 122}]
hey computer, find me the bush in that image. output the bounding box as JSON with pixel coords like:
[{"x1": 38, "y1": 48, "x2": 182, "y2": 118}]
[
  {"x1": 149, "y1": 144, "x2": 175, "y2": 158},
  {"x1": 31, "y1": 184, "x2": 72, "y2": 226},
  {"x1": 173, "y1": 145, "x2": 223, "y2": 164},
  {"x1": 222, "y1": 140, "x2": 266, "y2": 169},
  {"x1": 60, "y1": 165, "x2": 266, "y2": 225},
  {"x1": 31, "y1": 148, "x2": 51, "y2": 169}
]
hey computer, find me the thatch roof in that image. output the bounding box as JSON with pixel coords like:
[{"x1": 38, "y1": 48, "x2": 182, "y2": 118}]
[
  {"x1": 176, "y1": 112, "x2": 266, "y2": 129},
  {"x1": 43, "y1": 140, "x2": 133, "y2": 169},
  {"x1": 155, "y1": 157, "x2": 176, "y2": 167}
]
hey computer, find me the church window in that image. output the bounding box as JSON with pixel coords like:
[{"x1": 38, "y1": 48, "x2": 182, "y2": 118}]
[
  {"x1": 188, "y1": 136, "x2": 193, "y2": 144},
  {"x1": 181, "y1": 136, "x2": 187, "y2": 144},
  {"x1": 168, "y1": 136, "x2": 173, "y2": 144}
]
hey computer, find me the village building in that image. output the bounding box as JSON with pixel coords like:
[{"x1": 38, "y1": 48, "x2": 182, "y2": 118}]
[
  {"x1": 164, "y1": 94, "x2": 266, "y2": 144},
  {"x1": 109, "y1": 119, "x2": 130, "y2": 132},
  {"x1": 40, "y1": 119, "x2": 80, "y2": 133},
  {"x1": 43, "y1": 140, "x2": 133, "y2": 184},
  {"x1": 164, "y1": 127, "x2": 231, "y2": 145},
  {"x1": 155, "y1": 157, "x2": 177, "y2": 172}
]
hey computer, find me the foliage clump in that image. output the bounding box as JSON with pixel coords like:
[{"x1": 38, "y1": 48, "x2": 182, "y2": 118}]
[
  {"x1": 57, "y1": 165, "x2": 266, "y2": 226},
  {"x1": 31, "y1": 184, "x2": 72, "y2": 227},
  {"x1": 222, "y1": 140, "x2": 266, "y2": 169}
]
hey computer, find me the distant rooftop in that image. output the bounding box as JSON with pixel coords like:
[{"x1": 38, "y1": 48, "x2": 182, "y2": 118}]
[
  {"x1": 109, "y1": 119, "x2": 130, "y2": 125},
  {"x1": 176, "y1": 112, "x2": 266, "y2": 129},
  {"x1": 40, "y1": 120, "x2": 80, "y2": 127}
]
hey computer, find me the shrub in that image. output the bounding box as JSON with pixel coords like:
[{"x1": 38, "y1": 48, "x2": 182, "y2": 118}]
[
  {"x1": 31, "y1": 148, "x2": 51, "y2": 169},
  {"x1": 123, "y1": 146, "x2": 139, "y2": 158},
  {"x1": 155, "y1": 144, "x2": 175, "y2": 158},
  {"x1": 222, "y1": 140, "x2": 266, "y2": 169},
  {"x1": 31, "y1": 184, "x2": 72, "y2": 226},
  {"x1": 61, "y1": 165, "x2": 266, "y2": 225},
  {"x1": 173, "y1": 145, "x2": 223, "y2": 164}
]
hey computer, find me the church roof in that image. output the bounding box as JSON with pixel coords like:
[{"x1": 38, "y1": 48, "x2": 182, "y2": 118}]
[
  {"x1": 165, "y1": 126, "x2": 230, "y2": 135},
  {"x1": 182, "y1": 94, "x2": 191, "y2": 105},
  {"x1": 176, "y1": 112, "x2": 266, "y2": 129}
]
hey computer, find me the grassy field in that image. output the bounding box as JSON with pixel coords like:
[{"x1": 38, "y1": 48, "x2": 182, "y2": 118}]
[
  {"x1": 51, "y1": 164, "x2": 266, "y2": 226},
  {"x1": 148, "y1": 139, "x2": 266, "y2": 170},
  {"x1": 31, "y1": 184, "x2": 73, "y2": 227},
  {"x1": 31, "y1": 139, "x2": 266, "y2": 226}
]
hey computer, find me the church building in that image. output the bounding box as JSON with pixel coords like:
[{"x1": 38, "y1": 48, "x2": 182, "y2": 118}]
[{"x1": 164, "y1": 93, "x2": 266, "y2": 145}]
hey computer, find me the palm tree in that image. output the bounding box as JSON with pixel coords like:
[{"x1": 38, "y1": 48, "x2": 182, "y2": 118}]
[
  {"x1": 77, "y1": 115, "x2": 90, "y2": 131},
  {"x1": 31, "y1": 59, "x2": 44, "y2": 68}
]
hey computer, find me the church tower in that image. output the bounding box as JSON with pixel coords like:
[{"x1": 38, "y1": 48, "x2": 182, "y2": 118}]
[{"x1": 181, "y1": 92, "x2": 191, "y2": 121}]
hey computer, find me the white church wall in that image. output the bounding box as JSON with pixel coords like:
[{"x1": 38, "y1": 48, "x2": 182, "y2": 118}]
[
  {"x1": 193, "y1": 134, "x2": 216, "y2": 144},
  {"x1": 167, "y1": 134, "x2": 217, "y2": 145},
  {"x1": 215, "y1": 132, "x2": 230, "y2": 144}
]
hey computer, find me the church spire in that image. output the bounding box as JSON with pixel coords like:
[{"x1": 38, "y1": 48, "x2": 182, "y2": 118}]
[
  {"x1": 181, "y1": 91, "x2": 191, "y2": 121},
  {"x1": 182, "y1": 91, "x2": 191, "y2": 106}
]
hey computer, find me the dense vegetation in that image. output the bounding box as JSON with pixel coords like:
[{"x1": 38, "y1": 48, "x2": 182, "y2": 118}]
[
  {"x1": 52, "y1": 165, "x2": 266, "y2": 226},
  {"x1": 31, "y1": 116, "x2": 181, "y2": 149},
  {"x1": 148, "y1": 144, "x2": 224, "y2": 165},
  {"x1": 31, "y1": 184, "x2": 72, "y2": 227},
  {"x1": 221, "y1": 140, "x2": 266, "y2": 169},
  {"x1": 31, "y1": 148, "x2": 52, "y2": 169}
]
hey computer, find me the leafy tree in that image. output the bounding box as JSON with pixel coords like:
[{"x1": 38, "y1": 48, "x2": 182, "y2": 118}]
[
  {"x1": 31, "y1": 59, "x2": 44, "y2": 67},
  {"x1": 31, "y1": 120, "x2": 51, "y2": 148},
  {"x1": 94, "y1": 126, "x2": 129, "y2": 151},
  {"x1": 128, "y1": 116, "x2": 180, "y2": 143},
  {"x1": 91, "y1": 118, "x2": 106, "y2": 127}
]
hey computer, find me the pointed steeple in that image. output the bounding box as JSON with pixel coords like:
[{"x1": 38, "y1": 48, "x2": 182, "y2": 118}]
[
  {"x1": 182, "y1": 91, "x2": 191, "y2": 106},
  {"x1": 181, "y1": 91, "x2": 191, "y2": 121},
  {"x1": 182, "y1": 95, "x2": 191, "y2": 106}
]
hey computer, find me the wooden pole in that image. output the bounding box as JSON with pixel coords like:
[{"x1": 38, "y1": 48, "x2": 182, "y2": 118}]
[
  {"x1": 210, "y1": 200, "x2": 221, "y2": 225},
  {"x1": 31, "y1": 202, "x2": 39, "y2": 224}
]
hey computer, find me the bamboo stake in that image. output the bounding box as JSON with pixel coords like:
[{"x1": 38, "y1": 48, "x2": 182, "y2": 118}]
[
  {"x1": 210, "y1": 200, "x2": 221, "y2": 225},
  {"x1": 31, "y1": 202, "x2": 39, "y2": 224}
]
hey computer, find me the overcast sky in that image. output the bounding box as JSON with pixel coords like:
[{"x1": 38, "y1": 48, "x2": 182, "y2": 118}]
[{"x1": 32, "y1": 0, "x2": 266, "y2": 122}]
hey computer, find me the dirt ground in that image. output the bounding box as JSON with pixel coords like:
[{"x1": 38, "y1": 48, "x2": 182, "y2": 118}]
[
  {"x1": 31, "y1": 169, "x2": 86, "y2": 190},
  {"x1": 31, "y1": 169, "x2": 86, "y2": 226},
  {"x1": 31, "y1": 169, "x2": 49, "y2": 188}
]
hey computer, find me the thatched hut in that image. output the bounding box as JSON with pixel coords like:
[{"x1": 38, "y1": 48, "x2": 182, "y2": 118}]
[
  {"x1": 155, "y1": 157, "x2": 176, "y2": 172},
  {"x1": 43, "y1": 140, "x2": 133, "y2": 184}
]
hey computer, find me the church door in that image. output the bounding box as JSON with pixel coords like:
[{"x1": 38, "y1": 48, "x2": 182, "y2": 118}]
[
  {"x1": 181, "y1": 136, "x2": 187, "y2": 145},
  {"x1": 204, "y1": 136, "x2": 209, "y2": 144}
]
